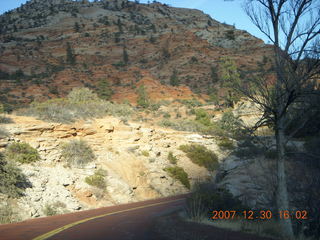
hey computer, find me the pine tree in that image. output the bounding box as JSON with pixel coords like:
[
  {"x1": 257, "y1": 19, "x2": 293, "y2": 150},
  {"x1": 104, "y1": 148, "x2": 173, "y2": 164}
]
[
  {"x1": 137, "y1": 85, "x2": 149, "y2": 108},
  {"x1": 66, "y1": 42, "x2": 76, "y2": 65},
  {"x1": 123, "y1": 48, "x2": 129, "y2": 65},
  {"x1": 74, "y1": 22, "x2": 80, "y2": 32},
  {"x1": 170, "y1": 69, "x2": 179, "y2": 86},
  {"x1": 97, "y1": 79, "x2": 113, "y2": 100}
]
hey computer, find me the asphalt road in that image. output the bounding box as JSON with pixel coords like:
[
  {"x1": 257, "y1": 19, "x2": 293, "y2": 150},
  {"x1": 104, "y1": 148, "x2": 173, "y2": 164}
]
[{"x1": 0, "y1": 195, "x2": 187, "y2": 240}]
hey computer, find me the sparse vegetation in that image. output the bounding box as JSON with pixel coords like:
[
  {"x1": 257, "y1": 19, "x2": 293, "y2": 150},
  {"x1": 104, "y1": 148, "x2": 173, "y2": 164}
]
[
  {"x1": 18, "y1": 88, "x2": 133, "y2": 123},
  {"x1": 167, "y1": 152, "x2": 178, "y2": 164},
  {"x1": 61, "y1": 139, "x2": 95, "y2": 168},
  {"x1": 0, "y1": 153, "x2": 28, "y2": 198},
  {"x1": 164, "y1": 166, "x2": 190, "y2": 189},
  {"x1": 5, "y1": 142, "x2": 40, "y2": 164},
  {"x1": 179, "y1": 144, "x2": 218, "y2": 171},
  {"x1": 85, "y1": 169, "x2": 107, "y2": 189}
]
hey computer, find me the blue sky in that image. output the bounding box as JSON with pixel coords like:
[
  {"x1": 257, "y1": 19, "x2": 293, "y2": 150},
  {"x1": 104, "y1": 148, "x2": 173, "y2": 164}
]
[{"x1": 0, "y1": 0, "x2": 269, "y2": 43}]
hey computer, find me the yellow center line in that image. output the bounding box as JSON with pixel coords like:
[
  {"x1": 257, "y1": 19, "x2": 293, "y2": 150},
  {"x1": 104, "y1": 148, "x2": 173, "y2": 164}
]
[{"x1": 33, "y1": 198, "x2": 185, "y2": 240}]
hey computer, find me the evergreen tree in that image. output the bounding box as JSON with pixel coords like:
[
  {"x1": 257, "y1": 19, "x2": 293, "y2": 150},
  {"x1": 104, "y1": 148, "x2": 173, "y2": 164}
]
[
  {"x1": 97, "y1": 79, "x2": 113, "y2": 100},
  {"x1": 218, "y1": 57, "x2": 241, "y2": 107},
  {"x1": 137, "y1": 85, "x2": 149, "y2": 108},
  {"x1": 170, "y1": 69, "x2": 179, "y2": 86},
  {"x1": 66, "y1": 42, "x2": 76, "y2": 65},
  {"x1": 210, "y1": 65, "x2": 219, "y2": 84},
  {"x1": 123, "y1": 47, "x2": 129, "y2": 65},
  {"x1": 74, "y1": 22, "x2": 80, "y2": 32}
]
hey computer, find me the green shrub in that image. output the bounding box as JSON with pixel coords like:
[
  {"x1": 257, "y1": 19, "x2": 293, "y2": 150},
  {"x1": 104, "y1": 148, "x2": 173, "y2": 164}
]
[
  {"x1": 61, "y1": 140, "x2": 95, "y2": 167},
  {"x1": 190, "y1": 56, "x2": 198, "y2": 63},
  {"x1": 141, "y1": 150, "x2": 150, "y2": 157},
  {"x1": 163, "y1": 112, "x2": 171, "y2": 119},
  {"x1": 85, "y1": 169, "x2": 107, "y2": 189},
  {"x1": 43, "y1": 203, "x2": 57, "y2": 216},
  {"x1": 42, "y1": 201, "x2": 67, "y2": 216},
  {"x1": 195, "y1": 109, "x2": 212, "y2": 126},
  {"x1": 167, "y1": 152, "x2": 178, "y2": 164},
  {"x1": 179, "y1": 144, "x2": 219, "y2": 171},
  {"x1": 5, "y1": 142, "x2": 40, "y2": 164},
  {"x1": 218, "y1": 137, "x2": 235, "y2": 150},
  {"x1": 0, "y1": 153, "x2": 28, "y2": 197},
  {"x1": 164, "y1": 166, "x2": 190, "y2": 189}
]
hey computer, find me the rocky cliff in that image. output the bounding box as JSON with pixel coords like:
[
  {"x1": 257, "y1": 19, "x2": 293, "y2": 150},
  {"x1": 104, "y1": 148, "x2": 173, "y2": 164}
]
[{"x1": 0, "y1": 113, "x2": 226, "y2": 221}]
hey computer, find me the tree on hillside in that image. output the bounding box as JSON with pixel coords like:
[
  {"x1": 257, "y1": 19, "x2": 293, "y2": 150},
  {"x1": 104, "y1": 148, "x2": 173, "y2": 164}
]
[
  {"x1": 218, "y1": 57, "x2": 242, "y2": 107},
  {"x1": 123, "y1": 47, "x2": 129, "y2": 65},
  {"x1": 66, "y1": 42, "x2": 76, "y2": 65},
  {"x1": 137, "y1": 85, "x2": 149, "y2": 108},
  {"x1": 74, "y1": 22, "x2": 80, "y2": 32},
  {"x1": 97, "y1": 79, "x2": 113, "y2": 100},
  {"x1": 234, "y1": 0, "x2": 320, "y2": 238},
  {"x1": 170, "y1": 69, "x2": 179, "y2": 86}
]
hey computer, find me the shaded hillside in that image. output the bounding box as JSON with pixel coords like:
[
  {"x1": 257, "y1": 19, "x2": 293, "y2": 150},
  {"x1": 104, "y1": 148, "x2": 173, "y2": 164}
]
[{"x1": 0, "y1": 0, "x2": 273, "y2": 108}]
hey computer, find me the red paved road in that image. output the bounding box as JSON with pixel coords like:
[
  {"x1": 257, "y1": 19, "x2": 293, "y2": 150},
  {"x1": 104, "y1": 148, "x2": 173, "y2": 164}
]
[
  {"x1": 0, "y1": 194, "x2": 274, "y2": 240},
  {"x1": 0, "y1": 195, "x2": 187, "y2": 240}
]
